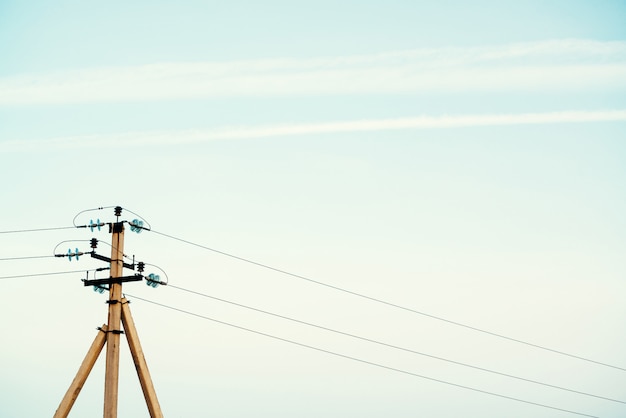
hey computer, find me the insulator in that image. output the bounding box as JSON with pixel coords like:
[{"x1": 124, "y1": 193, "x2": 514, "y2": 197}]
[
  {"x1": 68, "y1": 248, "x2": 81, "y2": 261},
  {"x1": 89, "y1": 219, "x2": 102, "y2": 232},
  {"x1": 137, "y1": 261, "x2": 145, "y2": 272},
  {"x1": 90, "y1": 238, "x2": 98, "y2": 249},
  {"x1": 93, "y1": 285, "x2": 107, "y2": 294},
  {"x1": 130, "y1": 219, "x2": 144, "y2": 234},
  {"x1": 114, "y1": 206, "x2": 122, "y2": 217},
  {"x1": 146, "y1": 273, "x2": 160, "y2": 288}
]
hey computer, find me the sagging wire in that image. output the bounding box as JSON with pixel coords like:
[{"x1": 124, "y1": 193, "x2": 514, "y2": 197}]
[
  {"x1": 125, "y1": 293, "x2": 600, "y2": 418},
  {"x1": 1, "y1": 268, "x2": 100, "y2": 281},
  {"x1": 0, "y1": 255, "x2": 56, "y2": 261},
  {"x1": 72, "y1": 206, "x2": 116, "y2": 228},
  {"x1": 135, "y1": 262, "x2": 168, "y2": 288},
  {"x1": 53, "y1": 239, "x2": 91, "y2": 261},
  {"x1": 122, "y1": 207, "x2": 152, "y2": 231}
]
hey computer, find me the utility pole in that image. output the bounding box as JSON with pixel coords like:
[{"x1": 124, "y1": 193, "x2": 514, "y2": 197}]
[
  {"x1": 104, "y1": 211, "x2": 125, "y2": 417},
  {"x1": 53, "y1": 206, "x2": 164, "y2": 418}
]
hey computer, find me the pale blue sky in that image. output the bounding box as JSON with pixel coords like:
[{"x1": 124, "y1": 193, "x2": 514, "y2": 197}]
[{"x1": 1, "y1": 1, "x2": 625, "y2": 417}]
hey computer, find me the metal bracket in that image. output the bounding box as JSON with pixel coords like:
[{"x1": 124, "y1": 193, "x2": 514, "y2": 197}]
[
  {"x1": 91, "y1": 252, "x2": 134, "y2": 270},
  {"x1": 96, "y1": 326, "x2": 124, "y2": 335},
  {"x1": 84, "y1": 274, "x2": 143, "y2": 286},
  {"x1": 110, "y1": 222, "x2": 124, "y2": 234}
]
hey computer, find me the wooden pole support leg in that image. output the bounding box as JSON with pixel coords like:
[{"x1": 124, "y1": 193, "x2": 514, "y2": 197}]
[
  {"x1": 121, "y1": 298, "x2": 164, "y2": 418},
  {"x1": 53, "y1": 324, "x2": 108, "y2": 418}
]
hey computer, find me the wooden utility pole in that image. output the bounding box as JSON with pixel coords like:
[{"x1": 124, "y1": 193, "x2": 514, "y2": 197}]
[
  {"x1": 53, "y1": 206, "x2": 163, "y2": 418},
  {"x1": 53, "y1": 325, "x2": 108, "y2": 418},
  {"x1": 104, "y1": 221, "x2": 125, "y2": 417},
  {"x1": 121, "y1": 298, "x2": 163, "y2": 417}
]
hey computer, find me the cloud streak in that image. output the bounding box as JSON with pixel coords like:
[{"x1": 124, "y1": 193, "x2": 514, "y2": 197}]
[
  {"x1": 4, "y1": 109, "x2": 625, "y2": 152},
  {"x1": 1, "y1": 39, "x2": 626, "y2": 105}
]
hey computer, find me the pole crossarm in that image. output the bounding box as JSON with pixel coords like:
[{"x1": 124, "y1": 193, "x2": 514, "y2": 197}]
[{"x1": 83, "y1": 275, "x2": 143, "y2": 286}]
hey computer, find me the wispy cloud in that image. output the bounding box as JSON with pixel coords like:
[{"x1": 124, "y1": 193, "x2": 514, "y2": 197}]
[
  {"x1": 4, "y1": 110, "x2": 625, "y2": 151},
  {"x1": 1, "y1": 39, "x2": 625, "y2": 105}
]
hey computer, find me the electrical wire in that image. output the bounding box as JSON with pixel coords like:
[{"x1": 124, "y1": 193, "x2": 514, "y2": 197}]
[
  {"x1": 97, "y1": 240, "x2": 133, "y2": 262},
  {"x1": 121, "y1": 207, "x2": 152, "y2": 230},
  {"x1": 165, "y1": 283, "x2": 626, "y2": 405},
  {"x1": 0, "y1": 270, "x2": 88, "y2": 280},
  {"x1": 0, "y1": 255, "x2": 56, "y2": 261},
  {"x1": 0, "y1": 226, "x2": 75, "y2": 234},
  {"x1": 149, "y1": 229, "x2": 626, "y2": 373},
  {"x1": 143, "y1": 263, "x2": 169, "y2": 284},
  {"x1": 124, "y1": 293, "x2": 600, "y2": 418},
  {"x1": 72, "y1": 206, "x2": 116, "y2": 227},
  {"x1": 53, "y1": 239, "x2": 90, "y2": 256}
]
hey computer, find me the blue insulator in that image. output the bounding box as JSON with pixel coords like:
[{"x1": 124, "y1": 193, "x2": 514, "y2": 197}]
[
  {"x1": 90, "y1": 219, "x2": 102, "y2": 232},
  {"x1": 147, "y1": 273, "x2": 160, "y2": 288},
  {"x1": 130, "y1": 219, "x2": 144, "y2": 234},
  {"x1": 68, "y1": 248, "x2": 73, "y2": 261},
  {"x1": 94, "y1": 285, "x2": 106, "y2": 294},
  {"x1": 75, "y1": 248, "x2": 80, "y2": 261}
]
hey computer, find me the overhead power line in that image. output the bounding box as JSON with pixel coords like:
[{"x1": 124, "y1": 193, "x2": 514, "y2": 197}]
[
  {"x1": 166, "y1": 283, "x2": 625, "y2": 405},
  {"x1": 0, "y1": 270, "x2": 87, "y2": 280},
  {"x1": 149, "y1": 229, "x2": 626, "y2": 373},
  {"x1": 0, "y1": 255, "x2": 57, "y2": 261},
  {"x1": 126, "y1": 293, "x2": 600, "y2": 418},
  {"x1": 0, "y1": 226, "x2": 76, "y2": 234}
]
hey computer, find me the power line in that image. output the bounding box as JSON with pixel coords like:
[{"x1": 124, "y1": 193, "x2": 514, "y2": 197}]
[
  {"x1": 166, "y1": 283, "x2": 626, "y2": 404},
  {"x1": 125, "y1": 293, "x2": 600, "y2": 418},
  {"x1": 0, "y1": 270, "x2": 87, "y2": 280},
  {"x1": 0, "y1": 255, "x2": 56, "y2": 261},
  {"x1": 149, "y1": 229, "x2": 626, "y2": 373},
  {"x1": 0, "y1": 226, "x2": 76, "y2": 234}
]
